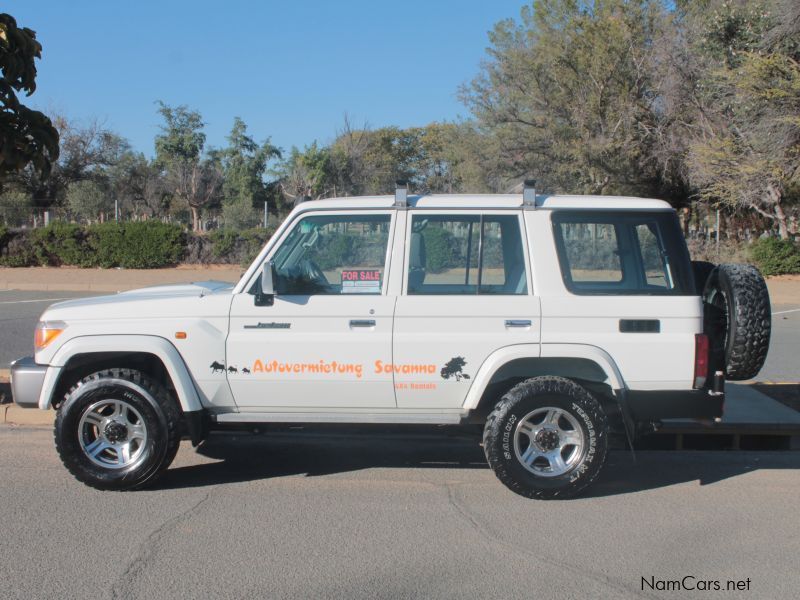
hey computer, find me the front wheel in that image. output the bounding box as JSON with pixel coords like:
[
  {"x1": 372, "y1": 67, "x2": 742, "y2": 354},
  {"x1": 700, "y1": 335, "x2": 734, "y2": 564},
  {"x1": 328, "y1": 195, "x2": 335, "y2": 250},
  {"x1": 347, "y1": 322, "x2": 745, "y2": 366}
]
[
  {"x1": 54, "y1": 369, "x2": 181, "y2": 490},
  {"x1": 483, "y1": 376, "x2": 608, "y2": 500}
]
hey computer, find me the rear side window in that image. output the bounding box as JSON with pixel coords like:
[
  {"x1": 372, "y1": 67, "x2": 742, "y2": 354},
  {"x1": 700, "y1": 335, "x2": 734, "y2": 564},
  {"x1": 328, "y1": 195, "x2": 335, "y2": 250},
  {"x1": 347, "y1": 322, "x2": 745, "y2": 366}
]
[
  {"x1": 407, "y1": 214, "x2": 528, "y2": 295},
  {"x1": 553, "y1": 211, "x2": 693, "y2": 295}
]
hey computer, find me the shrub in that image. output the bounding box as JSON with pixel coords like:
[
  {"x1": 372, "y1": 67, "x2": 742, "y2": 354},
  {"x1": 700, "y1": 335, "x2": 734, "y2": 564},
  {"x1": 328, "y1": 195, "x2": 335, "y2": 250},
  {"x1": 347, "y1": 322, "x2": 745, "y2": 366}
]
[
  {"x1": 210, "y1": 229, "x2": 239, "y2": 260},
  {"x1": 749, "y1": 237, "x2": 800, "y2": 276},
  {"x1": 0, "y1": 225, "x2": 34, "y2": 267},
  {"x1": 422, "y1": 226, "x2": 458, "y2": 273},
  {"x1": 87, "y1": 222, "x2": 185, "y2": 268},
  {"x1": 208, "y1": 227, "x2": 273, "y2": 265},
  {"x1": 28, "y1": 222, "x2": 90, "y2": 266},
  {"x1": 238, "y1": 227, "x2": 273, "y2": 266}
]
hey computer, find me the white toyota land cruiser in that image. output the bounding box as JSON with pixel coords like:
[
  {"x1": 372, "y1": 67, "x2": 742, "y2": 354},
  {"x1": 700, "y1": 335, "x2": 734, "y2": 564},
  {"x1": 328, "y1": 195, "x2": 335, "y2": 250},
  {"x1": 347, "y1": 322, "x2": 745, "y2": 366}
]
[{"x1": 10, "y1": 182, "x2": 771, "y2": 498}]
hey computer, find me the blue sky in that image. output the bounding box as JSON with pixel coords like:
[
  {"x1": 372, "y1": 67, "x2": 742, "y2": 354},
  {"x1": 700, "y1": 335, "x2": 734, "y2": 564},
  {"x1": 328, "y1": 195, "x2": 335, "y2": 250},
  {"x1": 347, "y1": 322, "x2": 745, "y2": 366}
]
[{"x1": 7, "y1": 0, "x2": 526, "y2": 157}]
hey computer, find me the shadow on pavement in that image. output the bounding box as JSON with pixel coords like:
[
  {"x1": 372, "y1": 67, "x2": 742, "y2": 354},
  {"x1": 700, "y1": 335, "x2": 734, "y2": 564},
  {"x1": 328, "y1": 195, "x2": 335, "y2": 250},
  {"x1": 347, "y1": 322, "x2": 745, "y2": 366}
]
[{"x1": 155, "y1": 426, "x2": 800, "y2": 498}]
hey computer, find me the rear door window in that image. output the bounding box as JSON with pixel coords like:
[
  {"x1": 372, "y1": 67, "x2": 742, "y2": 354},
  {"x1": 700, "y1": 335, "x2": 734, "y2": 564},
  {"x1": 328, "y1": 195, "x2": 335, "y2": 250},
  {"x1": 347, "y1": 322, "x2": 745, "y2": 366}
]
[{"x1": 407, "y1": 213, "x2": 528, "y2": 295}]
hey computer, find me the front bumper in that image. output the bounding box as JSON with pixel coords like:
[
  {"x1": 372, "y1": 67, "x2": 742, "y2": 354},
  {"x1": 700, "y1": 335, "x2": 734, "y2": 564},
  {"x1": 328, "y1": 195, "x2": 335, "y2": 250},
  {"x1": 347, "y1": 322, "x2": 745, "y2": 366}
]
[{"x1": 10, "y1": 356, "x2": 47, "y2": 409}]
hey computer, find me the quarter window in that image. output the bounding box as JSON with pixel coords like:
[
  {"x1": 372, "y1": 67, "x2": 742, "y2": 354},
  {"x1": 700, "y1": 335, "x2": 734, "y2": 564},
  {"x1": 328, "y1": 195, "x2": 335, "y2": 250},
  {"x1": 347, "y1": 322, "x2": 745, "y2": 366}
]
[
  {"x1": 407, "y1": 214, "x2": 528, "y2": 295},
  {"x1": 553, "y1": 211, "x2": 692, "y2": 295}
]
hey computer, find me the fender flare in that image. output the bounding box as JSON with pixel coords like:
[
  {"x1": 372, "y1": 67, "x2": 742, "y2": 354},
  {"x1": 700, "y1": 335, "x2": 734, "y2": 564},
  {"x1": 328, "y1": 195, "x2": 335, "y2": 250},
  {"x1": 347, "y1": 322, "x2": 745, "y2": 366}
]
[
  {"x1": 39, "y1": 335, "x2": 202, "y2": 412},
  {"x1": 461, "y1": 343, "x2": 626, "y2": 411}
]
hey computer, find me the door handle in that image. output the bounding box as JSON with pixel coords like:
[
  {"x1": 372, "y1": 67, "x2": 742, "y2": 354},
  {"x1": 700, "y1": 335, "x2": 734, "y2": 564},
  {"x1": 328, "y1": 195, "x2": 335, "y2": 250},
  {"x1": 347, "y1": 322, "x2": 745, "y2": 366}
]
[
  {"x1": 505, "y1": 319, "x2": 532, "y2": 328},
  {"x1": 349, "y1": 319, "x2": 376, "y2": 328}
]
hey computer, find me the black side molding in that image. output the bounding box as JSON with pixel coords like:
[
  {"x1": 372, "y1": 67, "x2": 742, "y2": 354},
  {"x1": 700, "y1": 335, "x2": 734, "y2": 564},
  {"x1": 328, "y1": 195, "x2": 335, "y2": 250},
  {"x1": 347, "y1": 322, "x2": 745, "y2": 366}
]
[{"x1": 619, "y1": 319, "x2": 660, "y2": 333}]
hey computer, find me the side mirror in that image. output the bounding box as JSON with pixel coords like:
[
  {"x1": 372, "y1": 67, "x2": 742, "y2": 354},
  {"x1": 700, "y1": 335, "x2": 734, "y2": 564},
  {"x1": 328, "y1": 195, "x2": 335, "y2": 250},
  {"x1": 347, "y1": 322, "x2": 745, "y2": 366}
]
[{"x1": 255, "y1": 261, "x2": 275, "y2": 306}]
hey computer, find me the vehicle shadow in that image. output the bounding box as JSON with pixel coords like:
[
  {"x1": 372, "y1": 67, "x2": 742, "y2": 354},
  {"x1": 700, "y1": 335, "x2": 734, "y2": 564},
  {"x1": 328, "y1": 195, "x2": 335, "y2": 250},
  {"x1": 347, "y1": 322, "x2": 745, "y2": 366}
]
[{"x1": 155, "y1": 426, "x2": 800, "y2": 498}]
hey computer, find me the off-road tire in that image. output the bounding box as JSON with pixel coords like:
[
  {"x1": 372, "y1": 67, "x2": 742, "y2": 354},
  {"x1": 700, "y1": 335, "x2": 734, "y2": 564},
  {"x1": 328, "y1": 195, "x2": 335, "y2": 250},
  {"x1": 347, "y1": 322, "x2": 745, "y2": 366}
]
[
  {"x1": 703, "y1": 264, "x2": 771, "y2": 381},
  {"x1": 483, "y1": 376, "x2": 608, "y2": 500},
  {"x1": 54, "y1": 368, "x2": 181, "y2": 490},
  {"x1": 692, "y1": 260, "x2": 716, "y2": 295}
]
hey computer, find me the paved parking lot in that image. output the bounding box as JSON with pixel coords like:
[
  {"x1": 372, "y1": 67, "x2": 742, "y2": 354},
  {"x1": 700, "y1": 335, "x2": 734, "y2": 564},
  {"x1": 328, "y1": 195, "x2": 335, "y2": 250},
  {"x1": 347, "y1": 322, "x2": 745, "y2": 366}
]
[
  {"x1": 1, "y1": 283, "x2": 798, "y2": 599},
  {"x1": 0, "y1": 427, "x2": 798, "y2": 599}
]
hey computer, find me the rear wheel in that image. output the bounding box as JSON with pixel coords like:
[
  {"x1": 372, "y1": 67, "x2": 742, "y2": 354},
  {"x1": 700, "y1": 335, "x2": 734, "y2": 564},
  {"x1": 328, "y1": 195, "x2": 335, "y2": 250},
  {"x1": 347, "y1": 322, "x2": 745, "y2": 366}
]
[
  {"x1": 54, "y1": 368, "x2": 181, "y2": 490},
  {"x1": 483, "y1": 376, "x2": 608, "y2": 500}
]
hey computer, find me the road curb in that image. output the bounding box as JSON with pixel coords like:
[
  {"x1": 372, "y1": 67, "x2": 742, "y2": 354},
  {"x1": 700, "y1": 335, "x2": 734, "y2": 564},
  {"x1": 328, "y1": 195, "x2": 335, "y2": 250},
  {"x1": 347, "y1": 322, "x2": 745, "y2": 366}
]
[{"x1": 2, "y1": 404, "x2": 55, "y2": 426}]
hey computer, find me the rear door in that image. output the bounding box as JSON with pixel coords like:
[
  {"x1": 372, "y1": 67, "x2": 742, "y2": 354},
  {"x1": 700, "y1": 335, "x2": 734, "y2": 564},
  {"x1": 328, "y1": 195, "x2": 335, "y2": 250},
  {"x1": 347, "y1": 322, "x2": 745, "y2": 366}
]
[
  {"x1": 392, "y1": 210, "x2": 540, "y2": 409},
  {"x1": 540, "y1": 210, "x2": 699, "y2": 390}
]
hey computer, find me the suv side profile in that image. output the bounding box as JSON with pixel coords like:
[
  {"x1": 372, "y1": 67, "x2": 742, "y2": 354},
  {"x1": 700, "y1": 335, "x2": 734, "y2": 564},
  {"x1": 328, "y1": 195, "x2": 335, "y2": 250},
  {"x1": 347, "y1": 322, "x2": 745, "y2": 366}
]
[{"x1": 10, "y1": 182, "x2": 771, "y2": 498}]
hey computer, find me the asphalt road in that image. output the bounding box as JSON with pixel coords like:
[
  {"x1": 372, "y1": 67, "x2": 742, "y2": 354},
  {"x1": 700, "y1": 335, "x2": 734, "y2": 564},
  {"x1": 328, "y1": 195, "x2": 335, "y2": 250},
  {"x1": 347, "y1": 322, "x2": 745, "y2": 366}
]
[
  {"x1": 0, "y1": 427, "x2": 798, "y2": 600},
  {"x1": 0, "y1": 290, "x2": 102, "y2": 368},
  {"x1": 1, "y1": 290, "x2": 797, "y2": 380}
]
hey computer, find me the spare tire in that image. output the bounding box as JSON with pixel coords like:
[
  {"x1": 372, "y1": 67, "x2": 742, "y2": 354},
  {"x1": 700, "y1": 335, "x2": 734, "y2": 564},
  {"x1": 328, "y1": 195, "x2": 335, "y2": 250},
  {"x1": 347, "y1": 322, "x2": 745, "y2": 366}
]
[
  {"x1": 692, "y1": 260, "x2": 716, "y2": 295},
  {"x1": 703, "y1": 264, "x2": 771, "y2": 381}
]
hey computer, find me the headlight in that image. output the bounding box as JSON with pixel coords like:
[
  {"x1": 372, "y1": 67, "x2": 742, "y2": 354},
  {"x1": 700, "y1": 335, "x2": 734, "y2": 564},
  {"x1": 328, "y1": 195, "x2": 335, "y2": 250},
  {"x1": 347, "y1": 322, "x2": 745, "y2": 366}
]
[{"x1": 34, "y1": 321, "x2": 67, "y2": 352}]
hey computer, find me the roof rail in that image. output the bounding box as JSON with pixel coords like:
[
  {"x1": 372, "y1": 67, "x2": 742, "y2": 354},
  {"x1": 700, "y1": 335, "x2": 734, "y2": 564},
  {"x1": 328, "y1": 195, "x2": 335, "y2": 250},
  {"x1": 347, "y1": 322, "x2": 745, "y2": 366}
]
[
  {"x1": 522, "y1": 179, "x2": 536, "y2": 209},
  {"x1": 394, "y1": 180, "x2": 408, "y2": 208}
]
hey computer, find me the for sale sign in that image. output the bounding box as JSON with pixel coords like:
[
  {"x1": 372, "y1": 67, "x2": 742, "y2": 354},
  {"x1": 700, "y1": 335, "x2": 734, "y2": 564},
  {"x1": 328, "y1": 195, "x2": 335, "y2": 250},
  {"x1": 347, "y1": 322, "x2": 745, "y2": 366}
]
[{"x1": 341, "y1": 269, "x2": 382, "y2": 294}]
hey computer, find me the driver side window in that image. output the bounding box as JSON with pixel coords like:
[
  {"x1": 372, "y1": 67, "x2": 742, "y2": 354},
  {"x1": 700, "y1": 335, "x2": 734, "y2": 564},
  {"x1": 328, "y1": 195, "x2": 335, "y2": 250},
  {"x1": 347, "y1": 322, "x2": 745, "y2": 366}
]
[{"x1": 270, "y1": 213, "x2": 392, "y2": 295}]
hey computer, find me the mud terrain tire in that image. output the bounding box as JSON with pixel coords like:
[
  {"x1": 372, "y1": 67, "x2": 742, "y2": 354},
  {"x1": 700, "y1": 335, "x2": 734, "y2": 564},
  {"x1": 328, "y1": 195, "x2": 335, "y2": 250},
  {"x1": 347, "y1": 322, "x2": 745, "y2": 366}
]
[
  {"x1": 703, "y1": 264, "x2": 771, "y2": 381},
  {"x1": 54, "y1": 368, "x2": 181, "y2": 490},
  {"x1": 483, "y1": 376, "x2": 608, "y2": 500}
]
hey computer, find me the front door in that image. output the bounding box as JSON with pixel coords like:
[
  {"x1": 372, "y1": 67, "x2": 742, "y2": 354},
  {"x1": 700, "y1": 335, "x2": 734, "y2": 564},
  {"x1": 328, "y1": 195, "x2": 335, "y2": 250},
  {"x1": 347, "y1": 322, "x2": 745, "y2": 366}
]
[
  {"x1": 226, "y1": 211, "x2": 397, "y2": 409},
  {"x1": 392, "y1": 211, "x2": 540, "y2": 409}
]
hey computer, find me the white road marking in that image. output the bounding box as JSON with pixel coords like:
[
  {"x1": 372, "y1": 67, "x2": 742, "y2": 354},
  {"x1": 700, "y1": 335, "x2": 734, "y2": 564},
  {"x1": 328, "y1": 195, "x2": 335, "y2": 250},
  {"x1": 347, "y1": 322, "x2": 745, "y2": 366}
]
[
  {"x1": 772, "y1": 308, "x2": 800, "y2": 315},
  {"x1": 0, "y1": 298, "x2": 72, "y2": 305}
]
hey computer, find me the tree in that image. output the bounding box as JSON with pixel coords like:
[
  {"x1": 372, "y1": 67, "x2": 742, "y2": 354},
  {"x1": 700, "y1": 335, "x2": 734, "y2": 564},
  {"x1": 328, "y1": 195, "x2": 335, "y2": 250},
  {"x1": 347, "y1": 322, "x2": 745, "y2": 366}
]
[
  {"x1": 278, "y1": 142, "x2": 334, "y2": 203},
  {"x1": 216, "y1": 117, "x2": 280, "y2": 229},
  {"x1": 0, "y1": 14, "x2": 59, "y2": 191},
  {"x1": 154, "y1": 102, "x2": 205, "y2": 166},
  {"x1": 461, "y1": 1, "x2": 669, "y2": 196},
  {"x1": 0, "y1": 187, "x2": 30, "y2": 225},
  {"x1": 107, "y1": 151, "x2": 167, "y2": 220},
  {"x1": 154, "y1": 102, "x2": 217, "y2": 231},
  {"x1": 16, "y1": 115, "x2": 128, "y2": 208},
  {"x1": 167, "y1": 159, "x2": 222, "y2": 232},
  {"x1": 66, "y1": 179, "x2": 111, "y2": 223},
  {"x1": 677, "y1": 0, "x2": 800, "y2": 238}
]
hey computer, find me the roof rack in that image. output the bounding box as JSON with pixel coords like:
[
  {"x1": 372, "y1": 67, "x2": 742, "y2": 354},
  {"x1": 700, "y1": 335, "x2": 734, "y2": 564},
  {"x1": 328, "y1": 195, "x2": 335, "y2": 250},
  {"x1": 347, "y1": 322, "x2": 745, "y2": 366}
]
[
  {"x1": 522, "y1": 179, "x2": 536, "y2": 209},
  {"x1": 394, "y1": 180, "x2": 408, "y2": 208}
]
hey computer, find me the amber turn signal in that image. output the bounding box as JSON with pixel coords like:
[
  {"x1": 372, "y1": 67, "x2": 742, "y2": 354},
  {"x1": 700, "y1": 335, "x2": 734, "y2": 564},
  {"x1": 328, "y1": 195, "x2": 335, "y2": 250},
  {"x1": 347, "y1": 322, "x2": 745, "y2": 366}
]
[
  {"x1": 175, "y1": 331, "x2": 187, "y2": 339},
  {"x1": 34, "y1": 321, "x2": 67, "y2": 352}
]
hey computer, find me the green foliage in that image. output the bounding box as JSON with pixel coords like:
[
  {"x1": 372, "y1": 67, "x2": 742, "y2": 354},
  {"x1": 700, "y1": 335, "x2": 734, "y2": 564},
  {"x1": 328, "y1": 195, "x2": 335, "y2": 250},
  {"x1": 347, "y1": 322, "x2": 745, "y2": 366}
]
[
  {"x1": 749, "y1": 237, "x2": 800, "y2": 275},
  {"x1": 462, "y1": 0, "x2": 667, "y2": 195},
  {"x1": 0, "y1": 221, "x2": 184, "y2": 268},
  {"x1": 86, "y1": 221, "x2": 184, "y2": 268},
  {"x1": 222, "y1": 199, "x2": 260, "y2": 230},
  {"x1": 217, "y1": 117, "x2": 280, "y2": 211},
  {"x1": 0, "y1": 13, "x2": 60, "y2": 188},
  {"x1": 154, "y1": 102, "x2": 205, "y2": 165},
  {"x1": 28, "y1": 222, "x2": 89, "y2": 266},
  {"x1": 0, "y1": 188, "x2": 31, "y2": 224},
  {"x1": 67, "y1": 179, "x2": 112, "y2": 223},
  {"x1": 210, "y1": 227, "x2": 273, "y2": 266},
  {"x1": 421, "y1": 226, "x2": 457, "y2": 273},
  {"x1": 238, "y1": 227, "x2": 272, "y2": 266},
  {"x1": 314, "y1": 232, "x2": 355, "y2": 271},
  {"x1": 210, "y1": 228, "x2": 238, "y2": 259}
]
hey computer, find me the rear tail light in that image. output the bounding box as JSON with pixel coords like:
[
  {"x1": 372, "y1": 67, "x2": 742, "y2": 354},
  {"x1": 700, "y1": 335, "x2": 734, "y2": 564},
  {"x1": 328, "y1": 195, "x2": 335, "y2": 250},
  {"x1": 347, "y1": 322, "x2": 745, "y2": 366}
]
[{"x1": 694, "y1": 334, "x2": 709, "y2": 389}]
